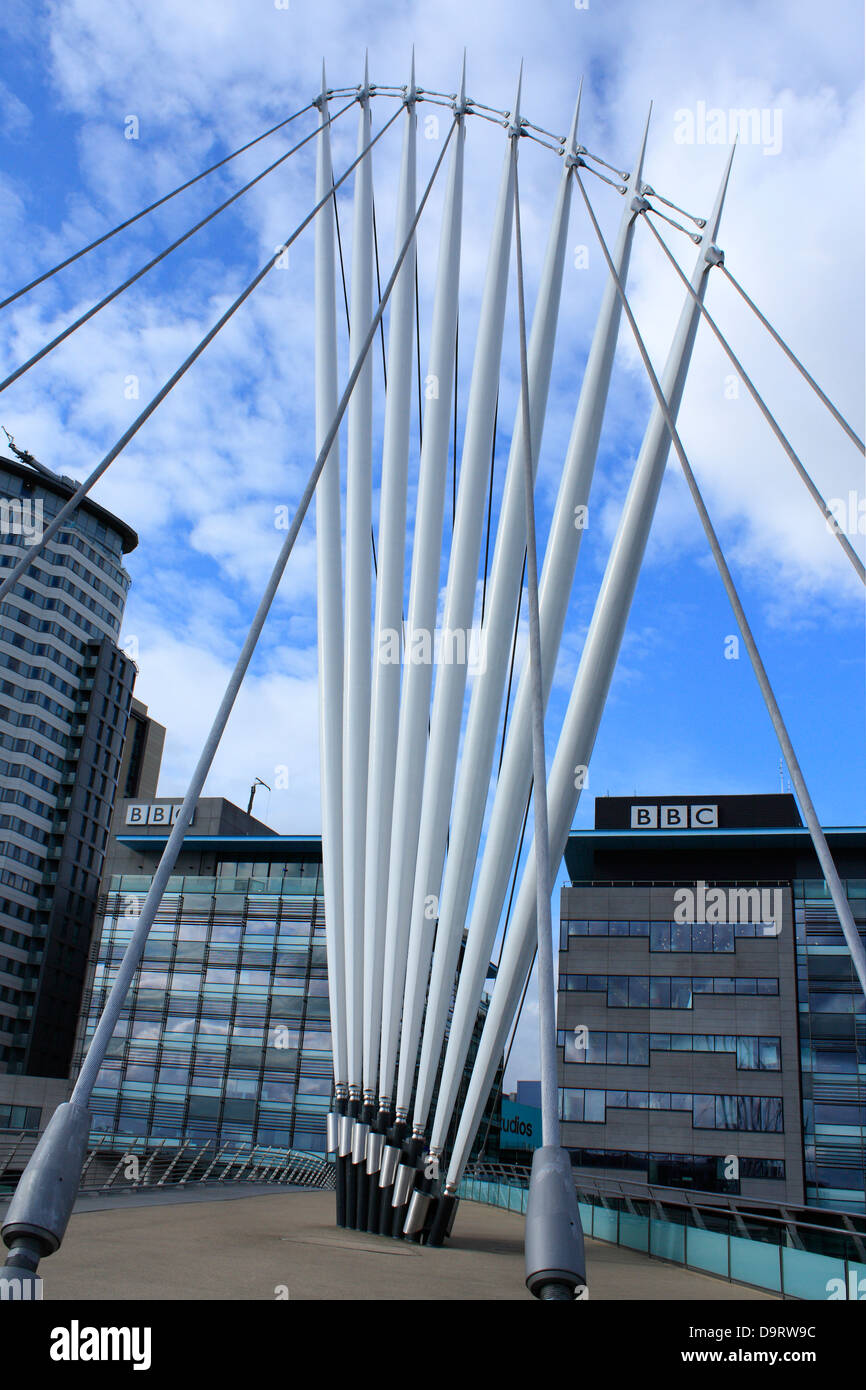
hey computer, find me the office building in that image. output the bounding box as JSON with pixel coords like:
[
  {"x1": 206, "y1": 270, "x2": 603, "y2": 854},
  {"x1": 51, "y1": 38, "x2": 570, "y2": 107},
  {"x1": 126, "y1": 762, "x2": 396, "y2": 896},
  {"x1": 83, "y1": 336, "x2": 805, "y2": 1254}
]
[
  {"x1": 557, "y1": 793, "x2": 865, "y2": 1212},
  {"x1": 74, "y1": 795, "x2": 501, "y2": 1157},
  {"x1": 0, "y1": 449, "x2": 144, "y2": 1077}
]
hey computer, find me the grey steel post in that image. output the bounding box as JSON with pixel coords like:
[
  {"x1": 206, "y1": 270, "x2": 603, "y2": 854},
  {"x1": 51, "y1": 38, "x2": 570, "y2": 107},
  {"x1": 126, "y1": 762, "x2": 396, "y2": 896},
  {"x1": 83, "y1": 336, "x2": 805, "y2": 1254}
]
[{"x1": 514, "y1": 159, "x2": 586, "y2": 1297}]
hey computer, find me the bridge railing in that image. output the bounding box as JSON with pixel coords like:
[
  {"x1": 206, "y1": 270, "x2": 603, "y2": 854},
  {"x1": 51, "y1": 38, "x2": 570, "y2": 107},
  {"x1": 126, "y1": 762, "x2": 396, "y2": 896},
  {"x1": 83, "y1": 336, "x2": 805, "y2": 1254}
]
[
  {"x1": 0, "y1": 1129, "x2": 335, "y2": 1197},
  {"x1": 459, "y1": 1161, "x2": 866, "y2": 1300}
]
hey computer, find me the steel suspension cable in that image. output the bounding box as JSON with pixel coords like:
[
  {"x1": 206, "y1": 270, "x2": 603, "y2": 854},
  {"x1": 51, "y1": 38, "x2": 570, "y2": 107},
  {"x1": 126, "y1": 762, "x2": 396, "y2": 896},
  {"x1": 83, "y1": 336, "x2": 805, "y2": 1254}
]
[
  {"x1": 371, "y1": 186, "x2": 389, "y2": 388},
  {"x1": 414, "y1": 258, "x2": 424, "y2": 447},
  {"x1": 0, "y1": 101, "x2": 316, "y2": 312},
  {"x1": 494, "y1": 788, "x2": 532, "y2": 974},
  {"x1": 641, "y1": 211, "x2": 866, "y2": 584},
  {"x1": 719, "y1": 263, "x2": 864, "y2": 454},
  {"x1": 480, "y1": 391, "x2": 499, "y2": 624},
  {"x1": 478, "y1": 943, "x2": 535, "y2": 1157},
  {"x1": 577, "y1": 170, "x2": 866, "y2": 1000},
  {"x1": 87, "y1": 113, "x2": 458, "y2": 1111},
  {"x1": 0, "y1": 104, "x2": 403, "y2": 608},
  {"x1": 0, "y1": 98, "x2": 357, "y2": 397},
  {"x1": 498, "y1": 550, "x2": 527, "y2": 774}
]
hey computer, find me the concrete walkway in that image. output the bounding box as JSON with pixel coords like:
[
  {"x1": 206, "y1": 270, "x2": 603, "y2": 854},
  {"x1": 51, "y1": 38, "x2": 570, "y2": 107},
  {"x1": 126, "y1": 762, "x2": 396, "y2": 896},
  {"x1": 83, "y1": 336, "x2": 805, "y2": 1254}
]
[{"x1": 18, "y1": 1188, "x2": 779, "y2": 1301}]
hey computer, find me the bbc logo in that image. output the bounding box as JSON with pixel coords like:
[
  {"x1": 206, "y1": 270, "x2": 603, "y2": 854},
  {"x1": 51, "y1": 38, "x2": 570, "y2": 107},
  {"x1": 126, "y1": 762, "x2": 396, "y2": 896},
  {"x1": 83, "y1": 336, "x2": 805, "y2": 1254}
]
[
  {"x1": 125, "y1": 802, "x2": 193, "y2": 827},
  {"x1": 630, "y1": 804, "x2": 718, "y2": 829}
]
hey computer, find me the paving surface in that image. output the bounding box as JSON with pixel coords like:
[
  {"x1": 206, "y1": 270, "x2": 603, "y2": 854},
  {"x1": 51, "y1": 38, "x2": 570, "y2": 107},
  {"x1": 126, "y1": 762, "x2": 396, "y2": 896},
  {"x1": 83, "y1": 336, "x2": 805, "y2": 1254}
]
[{"x1": 13, "y1": 1187, "x2": 779, "y2": 1301}]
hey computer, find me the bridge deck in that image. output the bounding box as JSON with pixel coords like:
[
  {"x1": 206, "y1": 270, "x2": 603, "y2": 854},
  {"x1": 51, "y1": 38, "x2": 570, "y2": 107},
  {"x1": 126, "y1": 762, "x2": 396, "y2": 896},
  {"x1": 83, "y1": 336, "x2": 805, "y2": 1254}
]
[{"x1": 12, "y1": 1188, "x2": 779, "y2": 1300}]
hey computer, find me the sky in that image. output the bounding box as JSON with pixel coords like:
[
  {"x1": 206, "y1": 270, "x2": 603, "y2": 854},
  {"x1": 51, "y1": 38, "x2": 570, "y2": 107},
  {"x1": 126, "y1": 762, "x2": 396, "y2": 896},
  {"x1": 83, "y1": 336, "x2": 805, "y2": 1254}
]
[{"x1": 0, "y1": 0, "x2": 863, "y2": 1087}]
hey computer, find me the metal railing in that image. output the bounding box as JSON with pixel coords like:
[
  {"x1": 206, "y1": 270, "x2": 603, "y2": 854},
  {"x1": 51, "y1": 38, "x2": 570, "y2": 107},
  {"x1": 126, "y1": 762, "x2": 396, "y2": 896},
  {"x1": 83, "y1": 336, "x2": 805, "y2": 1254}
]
[
  {"x1": 0, "y1": 1129, "x2": 335, "y2": 1197},
  {"x1": 460, "y1": 1161, "x2": 866, "y2": 1299}
]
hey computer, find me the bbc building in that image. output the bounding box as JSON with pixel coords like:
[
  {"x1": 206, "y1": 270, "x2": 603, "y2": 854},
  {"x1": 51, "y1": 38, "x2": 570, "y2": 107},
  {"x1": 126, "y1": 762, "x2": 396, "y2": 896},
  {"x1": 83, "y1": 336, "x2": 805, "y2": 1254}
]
[
  {"x1": 73, "y1": 797, "x2": 501, "y2": 1158},
  {"x1": 557, "y1": 794, "x2": 866, "y2": 1214}
]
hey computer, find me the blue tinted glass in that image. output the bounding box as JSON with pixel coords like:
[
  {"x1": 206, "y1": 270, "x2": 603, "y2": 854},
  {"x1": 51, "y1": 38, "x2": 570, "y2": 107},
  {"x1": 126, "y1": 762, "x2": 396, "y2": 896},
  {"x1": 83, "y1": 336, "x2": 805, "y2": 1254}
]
[
  {"x1": 561, "y1": 1089, "x2": 584, "y2": 1122},
  {"x1": 628, "y1": 1034, "x2": 649, "y2": 1065},
  {"x1": 628, "y1": 976, "x2": 649, "y2": 1007},
  {"x1": 716, "y1": 1094, "x2": 738, "y2": 1129},
  {"x1": 692, "y1": 922, "x2": 712, "y2": 952},
  {"x1": 670, "y1": 922, "x2": 691, "y2": 951},
  {"x1": 607, "y1": 1033, "x2": 628, "y2": 1065},
  {"x1": 759, "y1": 1038, "x2": 780, "y2": 1070},
  {"x1": 693, "y1": 1094, "x2": 715, "y2": 1127},
  {"x1": 650, "y1": 922, "x2": 670, "y2": 952},
  {"x1": 713, "y1": 922, "x2": 734, "y2": 952},
  {"x1": 650, "y1": 978, "x2": 670, "y2": 1008},
  {"x1": 584, "y1": 1090, "x2": 606, "y2": 1122},
  {"x1": 670, "y1": 978, "x2": 692, "y2": 1008},
  {"x1": 607, "y1": 976, "x2": 628, "y2": 1007}
]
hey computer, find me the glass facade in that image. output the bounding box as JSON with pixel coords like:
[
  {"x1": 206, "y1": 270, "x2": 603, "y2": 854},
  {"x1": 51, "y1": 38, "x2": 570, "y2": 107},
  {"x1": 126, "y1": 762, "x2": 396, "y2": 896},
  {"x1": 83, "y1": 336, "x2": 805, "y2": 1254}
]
[
  {"x1": 563, "y1": 918, "x2": 776, "y2": 949},
  {"x1": 557, "y1": 802, "x2": 865, "y2": 1210},
  {"x1": 558, "y1": 973, "x2": 779, "y2": 1008},
  {"x1": 795, "y1": 877, "x2": 866, "y2": 1213},
  {"x1": 77, "y1": 861, "x2": 331, "y2": 1153},
  {"x1": 558, "y1": 1029, "x2": 781, "y2": 1069},
  {"x1": 0, "y1": 457, "x2": 138, "y2": 1076},
  {"x1": 559, "y1": 1087, "x2": 784, "y2": 1131}
]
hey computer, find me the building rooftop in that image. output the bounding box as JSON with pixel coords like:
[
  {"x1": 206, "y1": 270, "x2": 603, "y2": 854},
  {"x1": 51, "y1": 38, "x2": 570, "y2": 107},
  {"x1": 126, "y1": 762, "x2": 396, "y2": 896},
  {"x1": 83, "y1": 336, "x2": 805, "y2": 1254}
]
[{"x1": 1, "y1": 452, "x2": 139, "y2": 553}]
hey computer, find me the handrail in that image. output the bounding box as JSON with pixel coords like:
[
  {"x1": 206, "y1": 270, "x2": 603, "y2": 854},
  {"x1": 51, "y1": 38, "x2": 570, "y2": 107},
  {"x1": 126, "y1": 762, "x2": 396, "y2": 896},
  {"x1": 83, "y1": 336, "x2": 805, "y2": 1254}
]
[
  {"x1": 0, "y1": 1130, "x2": 335, "y2": 1195},
  {"x1": 464, "y1": 1160, "x2": 866, "y2": 1256}
]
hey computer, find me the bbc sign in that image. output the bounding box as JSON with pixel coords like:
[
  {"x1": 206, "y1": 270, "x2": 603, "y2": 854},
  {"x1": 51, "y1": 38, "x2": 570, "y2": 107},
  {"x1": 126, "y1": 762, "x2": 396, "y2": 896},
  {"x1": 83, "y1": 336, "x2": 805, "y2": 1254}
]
[
  {"x1": 630, "y1": 804, "x2": 718, "y2": 829},
  {"x1": 125, "y1": 802, "x2": 194, "y2": 827}
]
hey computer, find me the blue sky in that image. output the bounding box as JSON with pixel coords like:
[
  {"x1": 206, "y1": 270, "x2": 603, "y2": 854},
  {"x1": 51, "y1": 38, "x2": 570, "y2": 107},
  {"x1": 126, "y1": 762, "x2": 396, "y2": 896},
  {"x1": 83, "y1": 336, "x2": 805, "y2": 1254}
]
[{"x1": 1, "y1": 0, "x2": 863, "y2": 1080}]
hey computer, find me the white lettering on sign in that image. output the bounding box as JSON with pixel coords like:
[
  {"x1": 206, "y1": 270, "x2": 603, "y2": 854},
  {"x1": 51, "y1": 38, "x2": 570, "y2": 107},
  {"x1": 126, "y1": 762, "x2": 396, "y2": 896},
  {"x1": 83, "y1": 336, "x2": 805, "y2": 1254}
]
[{"x1": 630, "y1": 803, "x2": 717, "y2": 829}]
